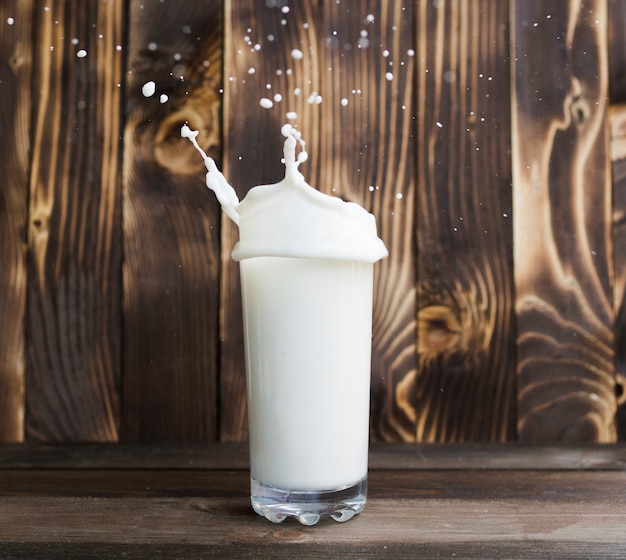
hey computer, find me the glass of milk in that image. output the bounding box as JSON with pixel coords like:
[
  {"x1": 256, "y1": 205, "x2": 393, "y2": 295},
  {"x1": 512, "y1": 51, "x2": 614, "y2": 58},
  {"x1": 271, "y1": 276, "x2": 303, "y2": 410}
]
[
  {"x1": 239, "y1": 256, "x2": 375, "y2": 525},
  {"x1": 182, "y1": 123, "x2": 387, "y2": 525}
]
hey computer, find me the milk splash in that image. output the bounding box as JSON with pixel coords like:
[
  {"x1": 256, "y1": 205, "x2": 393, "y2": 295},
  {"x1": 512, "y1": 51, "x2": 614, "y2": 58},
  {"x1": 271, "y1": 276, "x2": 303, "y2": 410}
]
[
  {"x1": 180, "y1": 125, "x2": 241, "y2": 225},
  {"x1": 180, "y1": 123, "x2": 388, "y2": 263},
  {"x1": 180, "y1": 123, "x2": 307, "y2": 226}
]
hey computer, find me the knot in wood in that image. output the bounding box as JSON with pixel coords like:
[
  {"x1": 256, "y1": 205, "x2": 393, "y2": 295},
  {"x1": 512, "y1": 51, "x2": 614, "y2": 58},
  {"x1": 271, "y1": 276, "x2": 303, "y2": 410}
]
[
  {"x1": 417, "y1": 305, "x2": 461, "y2": 357},
  {"x1": 570, "y1": 94, "x2": 590, "y2": 126},
  {"x1": 154, "y1": 109, "x2": 213, "y2": 175}
]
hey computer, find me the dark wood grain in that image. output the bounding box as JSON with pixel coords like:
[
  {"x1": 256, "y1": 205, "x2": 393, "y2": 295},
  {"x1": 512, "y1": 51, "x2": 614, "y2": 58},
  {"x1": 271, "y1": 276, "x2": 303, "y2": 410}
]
[
  {"x1": 609, "y1": 0, "x2": 626, "y2": 102},
  {"x1": 0, "y1": 0, "x2": 32, "y2": 442},
  {"x1": 415, "y1": 0, "x2": 516, "y2": 442},
  {"x1": 609, "y1": 0, "x2": 626, "y2": 439},
  {"x1": 0, "y1": 444, "x2": 625, "y2": 559},
  {"x1": 3, "y1": 1, "x2": 626, "y2": 445},
  {"x1": 1, "y1": 442, "x2": 626, "y2": 471},
  {"x1": 0, "y1": 541, "x2": 624, "y2": 560},
  {"x1": 221, "y1": 0, "x2": 418, "y2": 442},
  {"x1": 511, "y1": 0, "x2": 616, "y2": 442},
  {"x1": 219, "y1": 0, "x2": 323, "y2": 441},
  {"x1": 611, "y1": 105, "x2": 626, "y2": 438},
  {"x1": 318, "y1": 0, "x2": 418, "y2": 442},
  {"x1": 121, "y1": 0, "x2": 222, "y2": 441},
  {"x1": 25, "y1": 0, "x2": 124, "y2": 441}
]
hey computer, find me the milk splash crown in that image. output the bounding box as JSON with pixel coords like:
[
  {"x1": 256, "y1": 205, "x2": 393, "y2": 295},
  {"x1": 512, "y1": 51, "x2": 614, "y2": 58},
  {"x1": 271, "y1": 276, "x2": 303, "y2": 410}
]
[{"x1": 181, "y1": 124, "x2": 388, "y2": 263}]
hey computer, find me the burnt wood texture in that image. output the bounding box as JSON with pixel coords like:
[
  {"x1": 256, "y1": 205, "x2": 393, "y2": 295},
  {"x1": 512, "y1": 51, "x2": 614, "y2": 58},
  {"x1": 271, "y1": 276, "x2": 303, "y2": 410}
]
[
  {"x1": 512, "y1": 0, "x2": 615, "y2": 442},
  {"x1": 121, "y1": 0, "x2": 222, "y2": 441},
  {"x1": 0, "y1": 0, "x2": 32, "y2": 441},
  {"x1": 0, "y1": 0, "x2": 624, "y2": 443},
  {"x1": 415, "y1": 0, "x2": 516, "y2": 442},
  {"x1": 220, "y1": 0, "x2": 418, "y2": 441},
  {"x1": 24, "y1": 0, "x2": 124, "y2": 441}
]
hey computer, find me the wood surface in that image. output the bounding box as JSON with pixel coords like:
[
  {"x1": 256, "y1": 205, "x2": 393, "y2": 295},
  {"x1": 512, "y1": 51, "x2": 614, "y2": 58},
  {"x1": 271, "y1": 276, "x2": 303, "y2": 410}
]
[
  {"x1": 611, "y1": 104, "x2": 626, "y2": 438},
  {"x1": 609, "y1": 0, "x2": 626, "y2": 102},
  {"x1": 511, "y1": 0, "x2": 616, "y2": 442},
  {"x1": 24, "y1": 0, "x2": 124, "y2": 441},
  {"x1": 415, "y1": 0, "x2": 516, "y2": 442},
  {"x1": 220, "y1": 0, "x2": 418, "y2": 441},
  {"x1": 0, "y1": 443, "x2": 625, "y2": 559},
  {"x1": 0, "y1": 0, "x2": 32, "y2": 441},
  {"x1": 609, "y1": 0, "x2": 626, "y2": 439},
  {"x1": 121, "y1": 0, "x2": 222, "y2": 441},
  {"x1": 2, "y1": 0, "x2": 626, "y2": 444},
  {"x1": 1, "y1": 441, "x2": 626, "y2": 470}
]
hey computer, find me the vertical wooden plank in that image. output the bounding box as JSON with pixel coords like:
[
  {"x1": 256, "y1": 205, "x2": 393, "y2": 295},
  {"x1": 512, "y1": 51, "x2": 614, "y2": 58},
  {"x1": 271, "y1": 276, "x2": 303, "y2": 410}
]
[
  {"x1": 122, "y1": 0, "x2": 222, "y2": 441},
  {"x1": 317, "y1": 1, "x2": 418, "y2": 441},
  {"x1": 0, "y1": 0, "x2": 32, "y2": 441},
  {"x1": 25, "y1": 0, "x2": 124, "y2": 441},
  {"x1": 511, "y1": 0, "x2": 616, "y2": 442},
  {"x1": 608, "y1": 0, "x2": 626, "y2": 439},
  {"x1": 415, "y1": 0, "x2": 517, "y2": 441},
  {"x1": 219, "y1": 0, "x2": 305, "y2": 441},
  {"x1": 608, "y1": 0, "x2": 626, "y2": 102},
  {"x1": 222, "y1": 0, "x2": 418, "y2": 441},
  {"x1": 611, "y1": 104, "x2": 626, "y2": 438}
]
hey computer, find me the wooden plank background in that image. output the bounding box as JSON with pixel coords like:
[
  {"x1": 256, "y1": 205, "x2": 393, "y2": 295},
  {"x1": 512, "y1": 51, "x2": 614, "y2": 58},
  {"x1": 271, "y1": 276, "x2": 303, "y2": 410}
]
[{"x1": 0, "y1": 0, "x2": 625, "y2": 443}]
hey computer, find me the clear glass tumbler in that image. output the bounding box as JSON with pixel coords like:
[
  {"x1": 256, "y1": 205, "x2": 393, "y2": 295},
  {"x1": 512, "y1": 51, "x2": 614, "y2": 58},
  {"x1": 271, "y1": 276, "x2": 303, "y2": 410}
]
[{"x1": 240, "y1": 256, "x2": 374, "y2": 525}]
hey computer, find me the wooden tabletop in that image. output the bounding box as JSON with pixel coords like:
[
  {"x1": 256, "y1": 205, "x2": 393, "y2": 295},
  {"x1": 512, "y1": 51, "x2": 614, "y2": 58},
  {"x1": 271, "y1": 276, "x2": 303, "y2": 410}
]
[{"x1": 1, "y1": 443, "x2": 626, "y2": 559}]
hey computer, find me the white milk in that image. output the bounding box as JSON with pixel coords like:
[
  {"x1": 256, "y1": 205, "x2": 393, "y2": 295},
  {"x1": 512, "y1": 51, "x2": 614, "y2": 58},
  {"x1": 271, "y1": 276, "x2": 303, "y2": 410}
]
[
  {"x1": 182, "y1": 123, "x2": 387, "y2": 516},
  {"x1": 241, "y1": 256, "x2": 373, "y2": 490}
]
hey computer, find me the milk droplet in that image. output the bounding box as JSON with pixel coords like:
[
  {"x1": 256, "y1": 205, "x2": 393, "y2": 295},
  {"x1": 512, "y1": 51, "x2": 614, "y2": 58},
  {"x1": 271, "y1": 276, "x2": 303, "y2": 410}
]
[
  {"x1": 274, "y1": 93, "x2": 282, "y2": 102},
  {"x1": 76, "y1": 49, "x2": 87, "y2": 58},
  {"x1": 71, "y1": 38, "x2": 79, "y2": 45},
  {"x1": 407, "y1": 48, "x2": 415, "y2": 56},
  {"x1": 248, "y1": 67, "x2": 256, "y2": 74},
  {"x1": 7, "y1": 17, "x2": 15, "y2": 25},
  {"x1": 260, "y1": 97, "x2": 274, "y2": 109},
  {"x1": 385, "y1": 72, "x2": 393, "y2": 81},
  {"x1": 148, "y1": 42, "x2": 157, "y2": 51},
  {"x1": 291, "y1": 48, "x2": 304, "y2": 60},
  {"x1": 365, "y1": 14, "x2": 375, "y2": 24},
  {"x1": 286, "y1": 111, "x2": 298, "y2": 120},
  {"x1": 141, "y1": 81, "x2": 156, "y2": 97},
  {"x1": 341, "y1": 98, "x2": 348, "y2": 106},
  {"x1": 160, "y1": 94, "x2": 168, "y2": 103}
]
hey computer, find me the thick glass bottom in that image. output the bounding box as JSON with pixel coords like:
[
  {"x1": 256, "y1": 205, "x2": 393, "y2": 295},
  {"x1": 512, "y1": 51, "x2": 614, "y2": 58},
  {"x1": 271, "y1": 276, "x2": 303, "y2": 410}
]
[{"x1": 250, "y1": 476, "x2": 367, "y2": 525}]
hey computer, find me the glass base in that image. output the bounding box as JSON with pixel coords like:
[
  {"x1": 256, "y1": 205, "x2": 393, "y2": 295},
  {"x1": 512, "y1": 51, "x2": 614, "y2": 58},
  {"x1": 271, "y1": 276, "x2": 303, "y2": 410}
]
[{"x1": 250, "y1": 476, "x2": 367, "y2": 525}]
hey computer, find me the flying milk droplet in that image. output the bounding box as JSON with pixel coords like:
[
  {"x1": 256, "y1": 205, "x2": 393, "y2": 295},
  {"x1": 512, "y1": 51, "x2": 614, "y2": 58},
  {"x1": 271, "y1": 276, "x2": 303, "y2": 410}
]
[{"x1": 142, "y1": 81, "x2": 156, "y2": 97}]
